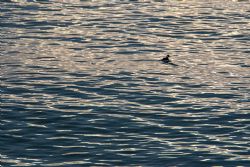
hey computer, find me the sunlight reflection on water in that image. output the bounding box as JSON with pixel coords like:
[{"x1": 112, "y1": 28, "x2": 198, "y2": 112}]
[{"x1": 1, "y1": 0, "x2": 250, "y2": 166}]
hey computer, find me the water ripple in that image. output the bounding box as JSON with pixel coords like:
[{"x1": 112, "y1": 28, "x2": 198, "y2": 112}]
[{"x1": 1, "y1": 0, "x2": 250, "y2": 166}]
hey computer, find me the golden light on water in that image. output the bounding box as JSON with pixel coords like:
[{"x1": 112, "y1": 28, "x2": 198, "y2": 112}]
[{"x1": 1, "y1": 0, "x2": 250, "y2": 166}]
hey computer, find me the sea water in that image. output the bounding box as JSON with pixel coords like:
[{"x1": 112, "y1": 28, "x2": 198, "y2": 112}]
[{"x1": 1, "y1": 0, "x2": 250, "y2": 166}]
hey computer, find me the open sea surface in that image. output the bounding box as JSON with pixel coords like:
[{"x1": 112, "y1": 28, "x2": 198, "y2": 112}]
[{"x1": 1, "y1": 0, "x2": 250, "y2": 166}]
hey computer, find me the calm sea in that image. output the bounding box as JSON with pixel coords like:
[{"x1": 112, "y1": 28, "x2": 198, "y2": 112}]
[{"x1": 1, "y1": 0, "x2": 250, "y2": 166}]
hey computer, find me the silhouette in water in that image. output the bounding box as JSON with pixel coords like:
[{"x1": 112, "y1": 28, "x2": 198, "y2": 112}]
[
  {"x1": 161, "y1": 55, "x2": 178, "y2": 66},
  {"x1": 161, "y1": 55, "x2": 171, "y2": 63}
]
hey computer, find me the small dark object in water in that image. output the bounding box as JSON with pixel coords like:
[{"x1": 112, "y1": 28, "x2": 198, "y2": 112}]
[
  {"x1": 161, "y1": 55, "x2": 171, "y2": 63},
  {"x1": 161, "y1": 55, "x2": 178, "y2": 66}
]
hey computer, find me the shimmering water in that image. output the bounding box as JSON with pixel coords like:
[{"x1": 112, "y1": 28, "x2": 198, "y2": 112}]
[{"x1": 1, "y1": 0, "x2": 250, "y2": 166}]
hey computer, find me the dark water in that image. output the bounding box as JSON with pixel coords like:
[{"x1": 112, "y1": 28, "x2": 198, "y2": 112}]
[{"x1": 1, "y1": 0, "x2": 250, "y2": 166}]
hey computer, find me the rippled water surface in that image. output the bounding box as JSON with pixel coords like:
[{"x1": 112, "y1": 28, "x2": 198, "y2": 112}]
[{"x1": 1, "y1": 0, "x2": 250, "y2": 166}]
